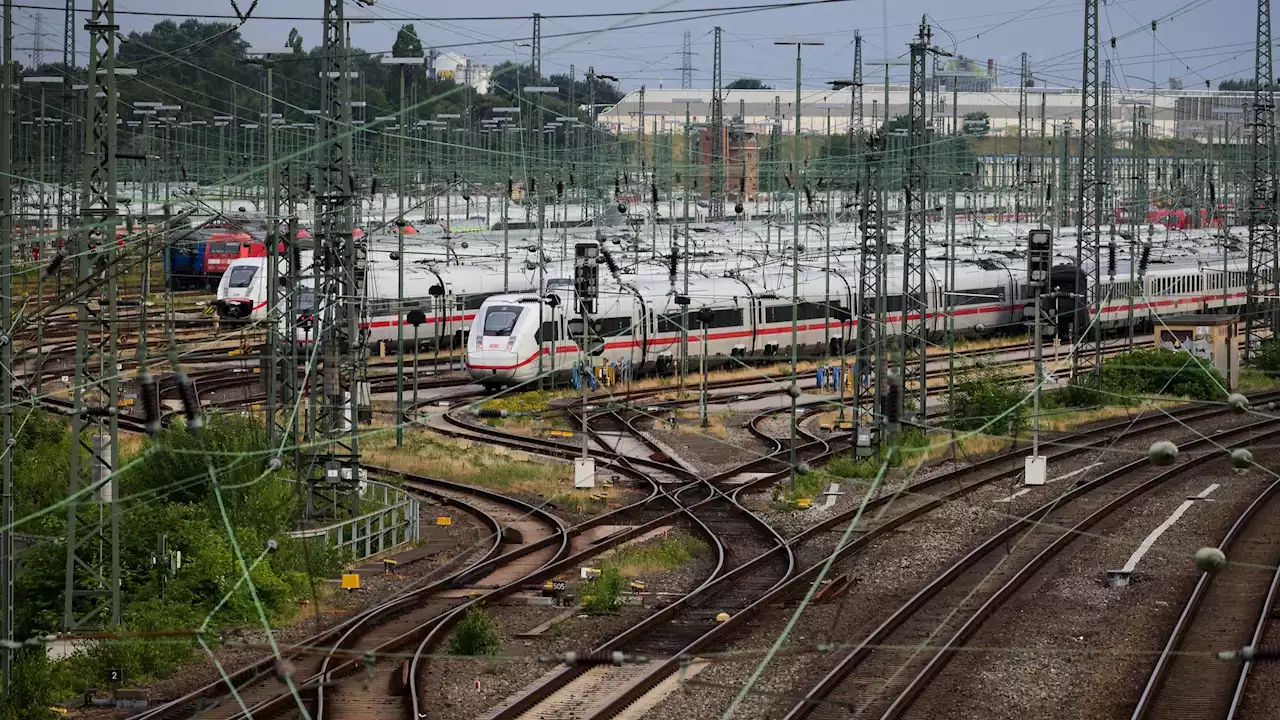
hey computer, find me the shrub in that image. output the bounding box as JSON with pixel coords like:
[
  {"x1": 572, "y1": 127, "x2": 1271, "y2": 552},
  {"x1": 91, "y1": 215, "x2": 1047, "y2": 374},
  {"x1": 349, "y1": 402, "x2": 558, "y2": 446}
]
[
  {"x1": 1098, "y1": 348, "x2": 1224, "y2": 402},
  {"x1": 1251, "y1": 337, "x2": 1280, "y2": 375},
  {"x1": 948, "y1": 368, "x2": 1030, "y2": 434},
  {"x1": 450, "y1": 605, "x2": 500, "y2": 656},
  {"x1": 582, "y1": 567, "x2": 626, "y2": 613}
]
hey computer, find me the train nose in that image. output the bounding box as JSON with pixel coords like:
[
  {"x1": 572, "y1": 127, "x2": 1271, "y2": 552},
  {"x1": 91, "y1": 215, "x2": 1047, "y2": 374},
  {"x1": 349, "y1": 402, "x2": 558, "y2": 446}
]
[
  {"x1": 216, "y1": 299, "x2": 251, "y2": 320},
  {"x1": 466, "y1": 350, "x2": 520, "y2": 383}
]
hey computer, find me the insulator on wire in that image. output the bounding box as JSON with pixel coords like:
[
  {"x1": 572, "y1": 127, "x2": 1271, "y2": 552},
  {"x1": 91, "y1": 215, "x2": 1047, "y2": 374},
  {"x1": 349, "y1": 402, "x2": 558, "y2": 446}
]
[
  {"x1": 453, "y1": 170, "x2": 459, "y2": 182},
  {"x1": 138, "y1": 371, "x2": 162, "y2": 437},
  {"x1": 508, "y1": 176, "x2": 514, "y2": 197},
  {"x1": 1046, "y1": 182, "x2": 1053, "y2": 205},
  {"x1": 1139, "y1": 243, "x2": 1153, "y2": 276},
  {"x1": 42, "y1": 249, "x2": 66, "y2": 279},
  {"x1": 739, "y1": 176, "x2": 746, "y2": 193},
  {"x1": 615, "y1": 175, "x2": 621, "y2": 196},
  {"x1": 651, "y1": 184, "x2": 659, "y2": 206},
  {"x1": 175, "y1": 372, "x2": 203, "y2": 434},
  {"x1": 600, "y1": 247, "x2": 621, "y2": 277},
  {"x1": 529, "y1": 176, "x2": 536, "y2": 194},
  {"x1": 669, "y1": 244, "x2": 679, "y2": 280},
  {"x1": 371, "y1": 178, "x2": 379, "y2": 196},
  {"x1": 569, "y1": 172, "x2": 575, "y2": 187},
  {"x1": 623, "y1": 172, "x2": 630, "y2": 186},
  {"x1": 1107, "y1": 241, "x2": 1117, "y2": 277},
  {"x1": 785, "y1": 174, "x2": 793, "y2": 189},
  {"x1": 1209, "y1": 181, "x2": 1217, "y2": 205},
  {"x1": 557, "y1": 180, "x2": 564, "y2": 198},
  {"x1": 804, "y1": 184, "x2": 814, "y2": 208}
]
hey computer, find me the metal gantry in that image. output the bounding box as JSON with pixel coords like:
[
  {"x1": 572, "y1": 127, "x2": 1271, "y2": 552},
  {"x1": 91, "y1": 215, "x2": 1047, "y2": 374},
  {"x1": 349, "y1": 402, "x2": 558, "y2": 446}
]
[
  {"x1": 710, "y1": 27, "x2": 725, "y2": 221},
  {"x1": 1246, "y1": 0, "x2": 1278, "y2": 355},
  {"x1": 63, "y1": 0, "x2": 122, "y2": 631}
]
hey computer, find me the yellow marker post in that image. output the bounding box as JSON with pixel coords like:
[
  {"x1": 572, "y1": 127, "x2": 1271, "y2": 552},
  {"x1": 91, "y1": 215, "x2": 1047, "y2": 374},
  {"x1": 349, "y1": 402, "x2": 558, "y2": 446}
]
[
  {"x1": 435, "y1": 516, "x2": 452, "y2": 526},
  {"x1": 341, "y1": 573, "x2": 360, "y2": 591},
  {"x1": 796, "y1": 498, "x2": 812, "y2": 509}
]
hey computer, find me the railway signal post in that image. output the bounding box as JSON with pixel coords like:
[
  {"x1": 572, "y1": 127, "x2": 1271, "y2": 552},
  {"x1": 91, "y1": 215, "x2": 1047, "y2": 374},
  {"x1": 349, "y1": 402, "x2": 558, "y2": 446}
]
[{"x1": 1026, "y1": 228, "x2": 1053, "y2": 486}]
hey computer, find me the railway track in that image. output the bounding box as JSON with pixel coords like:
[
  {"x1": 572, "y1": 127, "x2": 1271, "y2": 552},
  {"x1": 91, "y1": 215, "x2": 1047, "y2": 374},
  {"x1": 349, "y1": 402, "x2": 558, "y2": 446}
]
[
  {"x1": 421, "y1": 402, "x2": 808, "y2": 720},
  {"x1": 127, "y1": 474, "x2": 566, "y2": 720},
  {"x1": 781, "y1": 408, "x2": 1280, "y2": 719},
  {"x1": 1130, "y1": 465, "x2": 1280, "y2": 719}
]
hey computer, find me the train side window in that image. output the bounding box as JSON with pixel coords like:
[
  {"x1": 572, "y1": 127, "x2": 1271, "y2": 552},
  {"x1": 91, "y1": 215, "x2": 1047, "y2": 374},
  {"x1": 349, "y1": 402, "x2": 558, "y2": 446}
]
[
  {"x1": 708, "y1": 308, "x2": 742, "y2": 328},
  {"x1": 536, "y1": 321, "x2": 559, "y2": 344},
  {"x1": 596, "y1": 316, "x2": 633, "y2": 337}
]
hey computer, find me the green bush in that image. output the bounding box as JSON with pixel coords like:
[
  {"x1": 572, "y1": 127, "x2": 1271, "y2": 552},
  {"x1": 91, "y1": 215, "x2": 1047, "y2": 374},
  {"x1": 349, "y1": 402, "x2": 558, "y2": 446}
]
[
  {"x1": 582, "y1": 567, "x2": 626, "y2": 613},
  {"x1": 450, "y1": 605, "x2": 500, "y2": 656},
  {"x1": 948, "y1": 368, "x2": 1030, "y2": 434},
  {"x1": 1251, "y1": 338, "x2": 1280, "y2": 376},
  {"x1": 0, "y1": 651, "x2": 60, "y2": 720},
  {"x1": 1098, "y1": 348, "x2": 1225, "y2": 402}
]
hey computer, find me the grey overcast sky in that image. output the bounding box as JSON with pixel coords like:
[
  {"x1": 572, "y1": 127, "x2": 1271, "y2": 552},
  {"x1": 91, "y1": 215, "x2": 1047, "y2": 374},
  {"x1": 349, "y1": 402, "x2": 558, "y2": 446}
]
[{"x1": 14, "y1": 0, "x2": 1256, "y2": 92}]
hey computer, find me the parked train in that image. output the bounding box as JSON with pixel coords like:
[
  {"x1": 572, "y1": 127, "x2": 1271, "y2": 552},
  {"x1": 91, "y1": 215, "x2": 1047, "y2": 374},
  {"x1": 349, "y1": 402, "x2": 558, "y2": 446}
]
[
  {"x1": 216, "y1": 255, "x2": 544, "y2": 350},
  {"x1": 465, "y1": 245, "x2": 1259, "y2": 387}
]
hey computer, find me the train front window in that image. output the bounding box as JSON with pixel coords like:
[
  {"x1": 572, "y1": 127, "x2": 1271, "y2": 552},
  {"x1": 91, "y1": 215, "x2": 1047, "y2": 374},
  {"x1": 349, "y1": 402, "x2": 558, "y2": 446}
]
[
  {"x1": 483, "y1": 305, "x2": 524, "y2": 337},
  {"x1": 227, "y1": 265, "x2": 257, "y2": 288}
]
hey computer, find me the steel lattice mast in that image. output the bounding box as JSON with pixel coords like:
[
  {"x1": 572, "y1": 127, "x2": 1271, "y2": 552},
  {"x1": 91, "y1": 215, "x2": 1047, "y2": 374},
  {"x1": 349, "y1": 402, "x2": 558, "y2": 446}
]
[
  {"x1": 1017, "y1": 52, "x2": 1030, "y2": 221},
  {"x1": 309, "y1": 0, "x2": 365, "y2": 517},
  {"x1": 1075, "y1": 0, "x2": 1102, "y2": 384},
  {"x1": 2, "y1": 0, "x2": 15, "y2": 689},
  {"x1": 900, "y1": 17, "x2": 937, "y2": 419},
  {"x1": 710, "y1": 27, "x2": 725, "y2": 221},
  {"x1": 1246, "y1": 0, "x2": 1277, "y2": 355},
  {"x1": 680, "y1": 30, "x2": 694, "y2": 90},
  {"x1": 63, "y1": 0, "x2": 121, "y2": 631},
  {"x1": 855, "y1": 130, "x2": 885, "y2": 453}
]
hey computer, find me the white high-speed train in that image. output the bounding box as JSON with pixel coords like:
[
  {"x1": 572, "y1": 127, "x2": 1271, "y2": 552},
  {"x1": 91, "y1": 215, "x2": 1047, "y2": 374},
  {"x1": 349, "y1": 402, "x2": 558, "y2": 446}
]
[
  {"x1": 216, "y1": 256, "x2": 543, "y2": 349},
  {"x1": 465, "y1": 243, "x2": 1261, "y2": 387}
]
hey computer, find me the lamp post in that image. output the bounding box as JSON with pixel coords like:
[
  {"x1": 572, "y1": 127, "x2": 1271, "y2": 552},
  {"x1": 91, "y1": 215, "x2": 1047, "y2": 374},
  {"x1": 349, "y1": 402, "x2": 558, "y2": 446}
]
[
  {"x1": 815, "y1": 101, "x2": 843, "y2": 355},
  {"x1": 775, "y1": 37, "x2": 824, "y2": 491},
  {"x1": 24, "y1": 76, "x2": 63, "y2": 397},
  {"x1": 672, "y1": 97, "x2": 704, "y2": 389},
  {"x1": 382, "y1": 54, "x2": 425, "y2": 446},
  {"x1": 493, "y1": 107, "x2": 520, "y2": 290},
  {"x1": 698, "y1": 307, "x2": 714, "y2": 427},
  {"x1": 525, "y1": 86, "x2": 559, "y2": 388}
]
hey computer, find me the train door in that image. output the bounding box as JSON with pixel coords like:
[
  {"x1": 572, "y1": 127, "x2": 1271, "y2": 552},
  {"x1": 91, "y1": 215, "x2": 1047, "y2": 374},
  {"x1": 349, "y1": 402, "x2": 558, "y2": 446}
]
[{"x1": 1049, "y1": 264, "x2": 1087, "y2": 342}]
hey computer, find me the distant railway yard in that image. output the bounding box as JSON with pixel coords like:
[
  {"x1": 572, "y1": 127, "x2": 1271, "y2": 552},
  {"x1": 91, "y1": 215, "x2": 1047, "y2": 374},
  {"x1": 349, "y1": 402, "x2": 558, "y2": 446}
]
[{"x1": 5, "y1": 0, "x2": 1280, "y2": 716}]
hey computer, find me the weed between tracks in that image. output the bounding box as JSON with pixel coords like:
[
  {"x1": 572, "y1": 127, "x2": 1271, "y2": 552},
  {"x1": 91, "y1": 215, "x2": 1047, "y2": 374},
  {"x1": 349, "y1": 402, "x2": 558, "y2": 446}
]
[
  {"x1": 360, "y1": 427, "x2": 612, "y2": 508},
  {"x1": 599, "y1": 533, "x2": 709, "y2": 578}
]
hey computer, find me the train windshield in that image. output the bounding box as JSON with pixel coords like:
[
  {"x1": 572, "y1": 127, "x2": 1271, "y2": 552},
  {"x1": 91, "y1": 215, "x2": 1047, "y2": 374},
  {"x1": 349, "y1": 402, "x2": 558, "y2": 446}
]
[
  {"x1": 482, "y1": 305, "x2": 524, "y2": 337},
  {"x1": 227, "y1": 265, "x2": 258, "y2": 288}
]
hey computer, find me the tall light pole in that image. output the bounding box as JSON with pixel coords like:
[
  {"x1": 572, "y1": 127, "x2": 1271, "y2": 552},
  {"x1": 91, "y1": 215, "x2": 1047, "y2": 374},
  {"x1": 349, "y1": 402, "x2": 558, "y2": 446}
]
[
  {"x1": 775, "y1": 37, "x2": 825, "y2": 490},
  {"x1": 672, "y1": 97, "x2": 704, "y2": 389},
  {"x1": 382, "y1": 55, "x2": 424, "y2": 446},
  {"x1": 25, "y1": 76, "x2": 63, "y2": 400},
  {"x1": 815, "y1": 101, "x2": 843, "y2": 355},
  {"x1": 525, "y1": 86, "x2": 559, "y2": 387},
  {"x1": 493, "y1": 106, "x2": 520, "y2": 290}
]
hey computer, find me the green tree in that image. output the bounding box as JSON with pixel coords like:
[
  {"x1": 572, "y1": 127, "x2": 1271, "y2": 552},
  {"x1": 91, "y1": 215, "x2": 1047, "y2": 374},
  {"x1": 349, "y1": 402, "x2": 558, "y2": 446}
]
[
  {"x1": 726, "y1": 78, "x2": 772, "y2": 90},
  {"x1": 392, "y1": 24, "x2": 423, "y2": 58}
]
